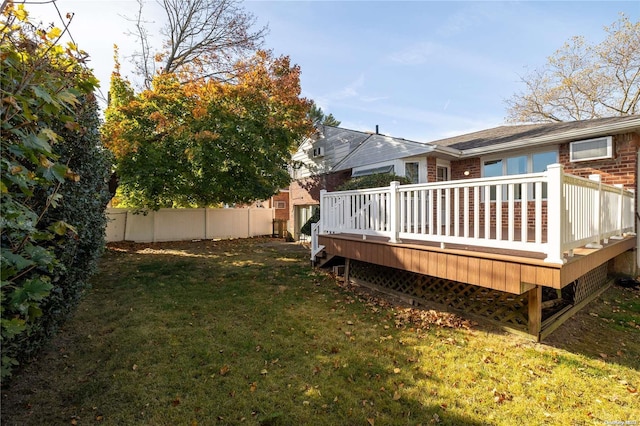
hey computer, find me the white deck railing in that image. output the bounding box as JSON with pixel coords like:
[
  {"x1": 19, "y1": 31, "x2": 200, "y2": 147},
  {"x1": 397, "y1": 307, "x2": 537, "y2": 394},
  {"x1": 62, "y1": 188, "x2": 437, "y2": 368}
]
[{"x1": 313, "y1": 164, "x2": 635, "y2": 265}]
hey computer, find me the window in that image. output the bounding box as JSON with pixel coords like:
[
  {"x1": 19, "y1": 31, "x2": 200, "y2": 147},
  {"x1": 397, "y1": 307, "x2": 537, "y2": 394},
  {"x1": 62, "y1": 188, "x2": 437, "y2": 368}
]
[
  {"x1": 312, "y1": 146, "x2": 325, "y2": 158},
  {"x1": 482, "y1": 150, "x2": 556, "y2": 200},
  {"x1": 274, "y1": 201, "x2": 286, "y2": 209},
  {"x1": 405, "y1": 162, "x2": 419, "y2": 184},
  {"x1": 570, "y1": 137, "x2": 613, "y2": 162},
  {"x1": 436, "y1": 165, "x2": 449, "y2": 182}
]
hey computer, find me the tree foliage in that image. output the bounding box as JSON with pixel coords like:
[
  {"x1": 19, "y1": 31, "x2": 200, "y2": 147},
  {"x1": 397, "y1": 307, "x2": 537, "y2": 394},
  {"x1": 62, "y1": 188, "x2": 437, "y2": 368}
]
[
  {"x1": 308, "y1": 102, "x2": 341, "y2": 127},
  {"x1": 129, "y1": 0, "x2": 267, "y2": 88},
  {"x1": 102, "y1": 50, "x2": 313, "y2": 209},
  {"x1": 506, "y1": 14, "x2": 640, "y2": 122},
  {"x1": 1, "y1": 3, "x2": 110, "y2": 379},
  {"x1": 336, "y1": 173, "x2": 412, "y2": 191}
]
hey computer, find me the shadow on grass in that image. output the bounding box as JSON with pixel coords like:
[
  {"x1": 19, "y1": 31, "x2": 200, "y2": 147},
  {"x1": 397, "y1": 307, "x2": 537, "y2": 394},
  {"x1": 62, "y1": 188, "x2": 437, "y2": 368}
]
[
  {"x1": 2, "y1": 239, "x2": 637, "y2": 425},
  {"x1": 541, "y1": 284, "x2": 640, "y2": 371}
]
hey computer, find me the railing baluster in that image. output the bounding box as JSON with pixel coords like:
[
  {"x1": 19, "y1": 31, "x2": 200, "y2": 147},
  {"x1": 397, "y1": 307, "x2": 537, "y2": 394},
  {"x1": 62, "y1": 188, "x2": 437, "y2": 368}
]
[
  {"x1": 454, "y1": 187, "x2": 460, "y2": 237},
  {"x1": 315, "y1": 167, "x2": 632, "y2": 265},
  {"x1": 484, "y1": 185, "x2": 491, "y2": 241},
  {"x1": 496, "y1": 183, "x2": 502, "y2": 241},
  {"x1": 535, "y1": 181, "x2": 542, "y2": 244},
  {"x1": 464, "y1": 187, "x2": 469, "y2": 238},
  {"x1": 520, "y1": 182, "x2": 527, "y2": 243}
]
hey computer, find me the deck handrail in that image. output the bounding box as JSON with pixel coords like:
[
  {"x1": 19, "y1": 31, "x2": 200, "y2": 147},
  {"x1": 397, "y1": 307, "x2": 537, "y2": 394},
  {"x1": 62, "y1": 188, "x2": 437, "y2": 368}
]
[{"x1": 313, "y1": 164, "x2": 635, "y2": 265}]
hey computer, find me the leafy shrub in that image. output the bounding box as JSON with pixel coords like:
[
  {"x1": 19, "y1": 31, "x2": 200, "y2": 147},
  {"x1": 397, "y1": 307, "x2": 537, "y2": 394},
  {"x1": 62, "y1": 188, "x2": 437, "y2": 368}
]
[
  {"x1": 1, "y1": 5, "x2": 109, "y2": 379},
  {"x1": 336, "y1": 173, "x2": 412, "y2": 191},
  {"x1": 301, "y1": 173, "x2": 411, "y2": 235},
  {"x1": 300, "y1": 209, "x2": 320, "y2": 236}
]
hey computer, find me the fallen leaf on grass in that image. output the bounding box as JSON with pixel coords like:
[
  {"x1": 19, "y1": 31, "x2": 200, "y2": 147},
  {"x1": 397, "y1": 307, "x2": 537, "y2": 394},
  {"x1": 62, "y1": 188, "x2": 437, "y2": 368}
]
[
  {"x1": 250, "y1": 382, "x2": 257, "y2": 392},
  {"x1": 220, "y1": 365, "x2": 230, "y2": 376},
  {"x1": 367, "y1": 418, "x2": 375, "y2": 425},
  {"x1": 171, "y1": 398, "x2": 180, "y2": 407},
  {"x1": 628, "y1": 387, "x2": 638, "y2": 394},
  {"x1": 393, "y1": 391, "x2": 401, "y2": 400}
]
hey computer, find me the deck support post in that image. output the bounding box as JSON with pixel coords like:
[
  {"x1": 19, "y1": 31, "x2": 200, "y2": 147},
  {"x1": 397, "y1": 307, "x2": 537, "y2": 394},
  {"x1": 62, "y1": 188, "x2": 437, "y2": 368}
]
[
  {"x1": 528, "y1": 285, "x2": 542, "y2": 340},
  {"x1": 344, "y1": 258, "x2": 351, "y2": 284}
]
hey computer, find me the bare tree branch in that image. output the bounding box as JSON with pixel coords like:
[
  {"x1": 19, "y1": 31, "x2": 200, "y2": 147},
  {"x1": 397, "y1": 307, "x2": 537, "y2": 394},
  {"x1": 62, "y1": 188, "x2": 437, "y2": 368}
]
[
  {"x1": 127, "y1": 0, "x2": 267, "y2": 85},
  {"x1": 506, "y1": 14, "x2": 639, "y2": 123}
]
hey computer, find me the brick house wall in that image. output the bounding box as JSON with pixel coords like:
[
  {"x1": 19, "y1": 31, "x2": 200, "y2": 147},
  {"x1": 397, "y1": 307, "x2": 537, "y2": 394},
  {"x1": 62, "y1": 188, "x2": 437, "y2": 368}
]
[
  {"x1": 438, "y1": 131, "x2": 638, "y2": 234},
  {"x1": 289, "y1": 170, "x2": 352, "y2": 236},
  {"x1": 271, "y1": 191, "x2": 290, "y2": 221},
  {"x1": 560, "y1": 132, "x2": 638, "y2": 190}
]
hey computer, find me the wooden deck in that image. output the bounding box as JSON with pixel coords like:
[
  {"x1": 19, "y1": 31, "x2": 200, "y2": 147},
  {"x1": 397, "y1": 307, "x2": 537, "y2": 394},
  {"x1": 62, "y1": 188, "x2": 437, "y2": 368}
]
[
  {"x1": 317, "y1": 232, "x2": 635, "y2": 340},
  {"x1": 318, "y1": 233, "x2": 634, "y2": 295}
]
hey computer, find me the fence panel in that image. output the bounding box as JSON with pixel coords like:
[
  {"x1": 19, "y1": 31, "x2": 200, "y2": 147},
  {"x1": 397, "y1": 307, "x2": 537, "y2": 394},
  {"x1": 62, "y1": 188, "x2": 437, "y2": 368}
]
[{"x1": 106, "y1": 208, "x2": 275, "y2": 242}]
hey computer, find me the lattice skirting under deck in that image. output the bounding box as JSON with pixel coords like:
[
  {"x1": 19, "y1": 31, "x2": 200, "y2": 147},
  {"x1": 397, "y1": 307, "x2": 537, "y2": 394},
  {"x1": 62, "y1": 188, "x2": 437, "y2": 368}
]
[
  {"x1": 349, "y1": 260, "x2": 529, "y2": 329},
  {"x1": 348, "y1": 260, "x2": 611, "y2": 332}
]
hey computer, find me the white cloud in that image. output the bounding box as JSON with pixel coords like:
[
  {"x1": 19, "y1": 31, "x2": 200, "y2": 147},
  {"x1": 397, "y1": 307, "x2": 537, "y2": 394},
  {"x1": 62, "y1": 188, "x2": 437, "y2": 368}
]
[{"x1": 388, "y1": 41, "x2": 437, "y2": 65}]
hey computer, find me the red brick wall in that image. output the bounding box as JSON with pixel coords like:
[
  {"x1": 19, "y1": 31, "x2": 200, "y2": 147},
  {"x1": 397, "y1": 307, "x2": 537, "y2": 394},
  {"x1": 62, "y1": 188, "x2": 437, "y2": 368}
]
[
  {"x1": 451, "y1": 158, "x2": 481, "y2": 181},
  {"x1": 426, "y1": 157, "x2": 437, "y2": 182},
  {"x1": 440, "y1": 131, "x2": 637, "y2": 233},
  {"x1": 289, "y1": 170, "x2": 352, "y2": 206},
  {"x1": 559, "y1": 132, "x2": 638, "y2": 190},
  {"x1": 272, "y1": 191, "x2": 289, "y2": 221}
]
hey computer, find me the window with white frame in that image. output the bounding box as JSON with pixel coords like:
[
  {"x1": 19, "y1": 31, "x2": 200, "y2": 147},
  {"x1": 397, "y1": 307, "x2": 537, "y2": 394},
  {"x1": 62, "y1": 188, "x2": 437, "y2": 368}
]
[
  {"x1": 482, "y1": 150, "x2": 557, "y2": 200},
  {"x1": 405, "y1": 162, "x2": 419, "y2": 184},
  {"x1": 274, "y1": 201, "x2": 286, "y2": 209},
  {"x1": 570, "y1": 136, "x2": 612, "y2": 162}
]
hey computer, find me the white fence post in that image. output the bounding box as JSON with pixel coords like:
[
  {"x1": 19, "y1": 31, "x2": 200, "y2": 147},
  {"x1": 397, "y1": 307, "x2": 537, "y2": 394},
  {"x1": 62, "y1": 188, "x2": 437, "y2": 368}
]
[
  {"x1": 389, "y1": 181, "x2": 401, "y2": 243},
  {"x1": 544, "y1": 164, "x2": 565, "y2": 264}
]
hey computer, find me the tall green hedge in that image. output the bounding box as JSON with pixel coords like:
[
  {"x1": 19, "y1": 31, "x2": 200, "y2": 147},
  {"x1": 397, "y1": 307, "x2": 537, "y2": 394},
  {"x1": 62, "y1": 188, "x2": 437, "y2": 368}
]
[{"x1": 1, "y1": 5, "x2": 110, "y2": 379}]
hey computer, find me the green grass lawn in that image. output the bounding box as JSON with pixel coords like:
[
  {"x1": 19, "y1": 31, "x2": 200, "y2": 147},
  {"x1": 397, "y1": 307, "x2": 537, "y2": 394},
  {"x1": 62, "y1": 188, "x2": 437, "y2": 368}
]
[{"x1": 2, "y1": 238, "x2": 639, "y2": 425}]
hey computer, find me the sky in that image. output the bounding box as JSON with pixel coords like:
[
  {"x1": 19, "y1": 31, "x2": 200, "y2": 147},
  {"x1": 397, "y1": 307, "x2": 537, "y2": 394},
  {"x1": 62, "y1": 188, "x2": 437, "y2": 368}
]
[{"x1": 26, "y1": 0, "x2": 639, "y2": 143}]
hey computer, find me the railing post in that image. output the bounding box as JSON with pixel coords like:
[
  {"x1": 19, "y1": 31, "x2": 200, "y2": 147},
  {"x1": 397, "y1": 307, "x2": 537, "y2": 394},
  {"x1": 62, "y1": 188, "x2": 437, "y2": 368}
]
[
  {"x1": 585, "y1": 174, "x2": 604, "y2": 248},
  {"x1": 319, "y1": 189, "x2": 327, "y2": 234},
  {"x1": 389, "y1": 181, "x2": 401, "y2": 243},
  {"x1": 544, "y1": 164, "x2": 566, "y2": 264}
]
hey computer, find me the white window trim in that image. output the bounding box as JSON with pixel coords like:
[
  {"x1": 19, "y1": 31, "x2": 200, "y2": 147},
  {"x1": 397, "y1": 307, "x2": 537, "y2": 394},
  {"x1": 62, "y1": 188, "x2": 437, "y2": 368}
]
[
  {"x1": 481, "y1": 147, "x2": 558, "y2": 177},
  {"x1": 274, "y1": 201, "x2": 286, "y2": 209},
  {"x1": 481, "y1": 148, "x2": 558, "y2": 202},
  {"x1": 569, "y1": 136, "x2": 613, "y2": 162}
]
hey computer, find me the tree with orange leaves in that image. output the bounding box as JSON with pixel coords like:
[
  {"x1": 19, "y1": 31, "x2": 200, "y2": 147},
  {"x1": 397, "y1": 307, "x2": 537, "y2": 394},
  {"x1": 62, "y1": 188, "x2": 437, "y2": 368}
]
[{"x1": 102, "y1": 50, "x2": 313, "y2": 210}]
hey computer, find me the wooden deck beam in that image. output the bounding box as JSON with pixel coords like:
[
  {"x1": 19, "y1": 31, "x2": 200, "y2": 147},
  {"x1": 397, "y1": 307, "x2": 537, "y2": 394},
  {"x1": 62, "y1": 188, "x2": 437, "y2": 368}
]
[{"x1": 318, "y1": 233, "x2": 635, "y2": 294}]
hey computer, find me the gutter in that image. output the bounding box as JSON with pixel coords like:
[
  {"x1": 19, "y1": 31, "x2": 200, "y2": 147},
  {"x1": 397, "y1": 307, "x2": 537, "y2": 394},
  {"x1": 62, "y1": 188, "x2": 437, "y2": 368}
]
[{"x1": 459, "y1": 119, "x2": 640, "y2": 158}]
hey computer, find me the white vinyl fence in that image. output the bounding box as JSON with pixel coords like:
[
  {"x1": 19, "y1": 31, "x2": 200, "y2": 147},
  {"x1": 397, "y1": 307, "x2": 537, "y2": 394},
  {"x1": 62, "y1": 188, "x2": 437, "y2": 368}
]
[{"x1": 106, "y1": 208, "x2": 275, "y2": 243}]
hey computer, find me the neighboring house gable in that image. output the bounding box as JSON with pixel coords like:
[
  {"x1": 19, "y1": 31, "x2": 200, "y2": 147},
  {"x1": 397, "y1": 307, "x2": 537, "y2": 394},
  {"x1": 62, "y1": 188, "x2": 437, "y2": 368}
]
[{"x1": 290, "y1": 126, "x2": 372, "y2": 180}]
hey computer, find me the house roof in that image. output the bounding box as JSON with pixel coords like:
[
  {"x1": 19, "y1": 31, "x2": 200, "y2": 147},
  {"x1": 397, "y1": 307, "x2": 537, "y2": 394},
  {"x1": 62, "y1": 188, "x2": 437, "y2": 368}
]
[
  {"x1": 430, "y1": 115, "x2": 640, "y2": 156},
  {"x1": 332, "y1": 134, "x2": 440, "y2": 171},
  {"x1": 298, "y1": 116, "x2": 640, "y2": 175}
]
